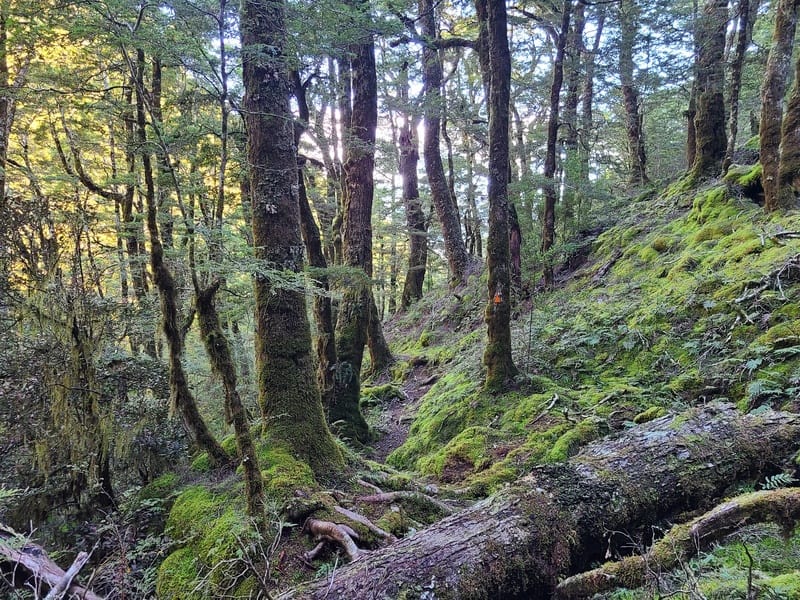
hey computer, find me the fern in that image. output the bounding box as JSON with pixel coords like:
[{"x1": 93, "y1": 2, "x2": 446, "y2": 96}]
[{"x1": 760, "y1": 473, "x2": 797, "y2": 491}]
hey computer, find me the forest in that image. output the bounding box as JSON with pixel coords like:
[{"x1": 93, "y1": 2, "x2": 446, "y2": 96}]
[{"x1": 2, "y1": 0, "x2": 800, "y2": 597}]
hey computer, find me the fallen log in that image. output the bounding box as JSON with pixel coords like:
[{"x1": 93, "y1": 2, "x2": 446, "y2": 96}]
[
  {"x1": 556, "y1": 487, "x2": 800, "y2": 599},
  {"x1": 282, "y1": 402, "x2": 800, "y2": 599},
  {"x1": 0, "y1": 525, "x2": 103, "y2": 600}
]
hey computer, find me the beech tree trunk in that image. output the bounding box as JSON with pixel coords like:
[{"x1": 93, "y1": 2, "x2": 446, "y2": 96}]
[
  {"x1": 691, "y1": 0, "x2": 729, "y2": 179},
  {"x1": 542, "y1": 0, "x2": 572, "y2": 288},
  {"x1": 331, "y1": 0, "x2": 378, "y2": 444},
  {"x1": 722, "y1": 0, "x2": 758, "y2": 173},
  {"x1": 420, "y1": 0, "x2": 471, "y2": 286},
  {"x1": 778, "y1": 44, "x2": 800, "y2": 208},
  {"x1": 481, "y1": 0, "x2": 518, "y2": 391},
  {"x1": 761, "y1": 0, "x2": 800, "y2": 211},
  {"x1": 619, "y1": 0, "x2": 649, "y2": 186},
  {"x1": 241, "y1": 0, "x2": 343, "y2": 475},
  {"x1": 286, "y1": 403, "x2": 800, "y2": 599},
  {"x1": 135, "y1": 48, "x2": 228, "y2": 468}
]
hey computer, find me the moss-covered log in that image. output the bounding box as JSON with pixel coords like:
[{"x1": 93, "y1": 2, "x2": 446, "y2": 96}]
[
  {"x1": 556, "y1": 487, "x2": 800, "y2": 599},
  {"x1": 283, "y1": 403, "x2": 800, "y2": 599}
]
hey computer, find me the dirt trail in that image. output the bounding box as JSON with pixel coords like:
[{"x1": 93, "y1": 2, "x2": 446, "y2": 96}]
[{"x1": 371, "y1": 361, "x2": 437, "y2": 462}]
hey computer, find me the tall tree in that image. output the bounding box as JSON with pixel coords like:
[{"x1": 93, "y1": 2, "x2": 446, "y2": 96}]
[
  {"x1": 419, "y1": 0, "x2": 472, "y2": 286},
  {"x1": 241, "y1": 0, "x2": 343, "y2": 473},
  {"x1": 722, "y1": 0, "x2": 758, "y2": 173},
  {"x1": 760, "y1": 0, "x2": 799, "y2": 212},
  {"x1": 480, "y1": 0, "x2": 517, "y2": 390},
  {"x1": 330, "y1": 0, "x2": 378, "y2": 444},
  {"x1": 777, "y1": 38, "x2": 800, "y2": 208},
  {"x1": 619, "y1": 0, "x2": 649, "y2": 186},
  {"x1": 542, "y1": 0, "x2": 572, "y2": 288},
  {"x1": 690, "y1": 0, "x2": 728, "y2": 179}
]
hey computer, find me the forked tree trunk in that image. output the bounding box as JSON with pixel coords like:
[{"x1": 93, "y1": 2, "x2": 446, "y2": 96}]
[
  {"x1": 241, "y1": 0, "x2": 343, "y2": 474},
  {"x1": 761, "y1": 0, "x2": 800, "y2": 211},
  {"x1": 330, "y1": 0, "x2": 378, "y2": 444},
  {"x1": 286, "y1": 403, "x2": 800, "y2": 599},
  {"x1": 480, "y1": 0, "x2": 517, "y2": 391}
]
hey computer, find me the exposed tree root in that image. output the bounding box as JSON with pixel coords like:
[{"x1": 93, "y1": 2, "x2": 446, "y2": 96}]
[
  {"x1": 302, "y1": 519, "x2": 362, "y2": 562},
  {"x1": 333, "y1": 506, "x2": 397, "y2": 542},
  {"x1": 556, "y1": 487, "x2": 800, "y2": 600}
]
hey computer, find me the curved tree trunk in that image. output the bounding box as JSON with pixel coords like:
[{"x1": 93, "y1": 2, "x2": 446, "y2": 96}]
[
  {"x1": 420, "y1": 0, "x2": 471, "y2": 287},
  {"x1": 285, "y1": 403, "x2": 800, "y2": 599},
  {"x1": 241, "y1": 0, "x2": 343, "y2": 475},
  {"x1": 481, "y1": 0, "x2": 517, "y2": 391}
]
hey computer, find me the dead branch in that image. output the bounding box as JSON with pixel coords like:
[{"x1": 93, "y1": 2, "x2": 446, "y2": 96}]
[
  {"x1": 0, "y1": 524, "x2": 103, "y2": 600},
  {"x1": 356, "y1": 479, "x2": 384, "y2": 495},
  {"x1": 303, "y1": 519, "x2": 362, "y2": 562},
  {"x1": 556, "y1": 487, "x2": 800, "y2": 599},
  {"x1": 592, "y1": 249, "x2": 623, "y2": 282}
]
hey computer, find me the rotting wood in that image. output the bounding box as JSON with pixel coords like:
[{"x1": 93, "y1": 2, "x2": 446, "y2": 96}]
[
  {"x1": 302, "y1": 518, "x2": 361, "y2": 562},
  {"x1": 281, "y1": 403, "x2": 800, "y2": 599},
  {"x1": 0, "y1": 525, "x2": 103, "y2": 600},
  {"x1": 357, "y1": 490, "x2": 456, "y2": 516}
]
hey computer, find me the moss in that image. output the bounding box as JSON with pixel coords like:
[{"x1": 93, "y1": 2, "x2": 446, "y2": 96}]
[
  {"x1": 418, "y1": 329, "x2": 433, "y2": 348},
  {"x1": 232, "y1": 577, "x2": 259, "y2": 598},
  {"x1": 375, "y1": 505, "x2": 409, "y2": 537},
  {"x1": 139, "y1": 472, "x2": 179, "y2": 501},
  {"x1": 650, "y1": 236, "x2": 673, "y2": 253},
  {"x1": 545, "y1": 418, "x2": 609, "y2": 463},
  {"x1": 764, "y1": 572, "x2": 800, "y2": 599},
  {"x1": 361, "y1": 383, "x2": 404, "y2": 407},
  {"x1": 757, "y1": 322, "x2": 800, "y2": 348},
  {"x1": 156, "y1": 547, "x2": 202, "y2": 599},
  {"x1": 417, "y1": 426, "x2": 502, "y2": 480},
  {"x1": 166, "y1": 486, "x2": 223, "y2": 542},
  {"x1": 633, "y1": 406, "x2": 667, "y2": 424},
  {"x1": 257, "y1": 441, "x2": 316, "y2": 500}
]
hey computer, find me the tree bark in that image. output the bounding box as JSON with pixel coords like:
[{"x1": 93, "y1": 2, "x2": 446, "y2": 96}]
[
  {"x1": 420, "y1": 0, "x2": 472, "y2": 286},
  {"x1": 135, "y1": 48, "x2": 228, "y2": 468},
  {"x1": 760, "y1": 0, "x2": 798, "y2": 212},
  {"x1": 330, "y1": 0, "x2": 378, "y2": 444},
  {"x1": 691, "y1": 0, "x2": 729, "y2": 179},
  {"x1": 542, "y1": 1, "x2": 572, "y2": 288},
  {"x1": 619, "y1": 0, "x2": 649, "y2": 186},
  {"x1": 241, "y1": 0, "x2": 343, "y2": 475},
  {"x1": 562, "y1": 2, "x2": 585, "y2": 231},
  {"x1": 722, "y1": 0, "x2": 758, "y2": 173},
  {"x1": 284, "y1": 403, "x2": 800, "y2": 599},
  {"x1": 481, "y1": 0, "x2": 518, "y2": 391},
  {"x1": 778, "y1": 43, "x2": 800, "y2": 209}
]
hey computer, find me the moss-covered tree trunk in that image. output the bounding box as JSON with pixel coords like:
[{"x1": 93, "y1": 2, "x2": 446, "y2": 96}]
[
  {"x1": 722, "y1": 0, "x2": 757, "y2": 173},
  {"x1": 287, "y1": 403, "x2": 800, "y2": 599},
  {"x1": 760, "y1": 0, "x2": 798, "y2": 211},
  {"x1": 690, "y1": 0, "x2": 728, "y2": 179},
  {"x1": 240, "y1": 0, "x2": 343, "y2": 474},
  {"x1": 420, "y1": 0, "x2": 472, "y2": 287},
  {"x1": 562, "y1": 2, "x2": 585, "y2": 232},
  {"x1": 778, "y1": 45, "x2": 800, "y2": 209},
  {"x1": 481, "y1": 0, "x2": 518, "y2": 391},
  {"x1": 542, "y1": 0, "x2": 572, "y2": 288},
  {"x1": 399, "y1": 104, "x2": 427, "y2": 310},
  {"x1": 135, "y1": 48, "x2": 228, "y2": 468},
  {"x1": 330, "y1": 0, "x2": 377, "y2": 444},
  {"x1": 619, "y1": 0, "x2": 649, "y2": 186},
  {"x1": 367, "y1": 296, "x2": 393, "y2": 373},
  {"x1": 195, "y1": 282, "x2": 264, "y2": 520}
]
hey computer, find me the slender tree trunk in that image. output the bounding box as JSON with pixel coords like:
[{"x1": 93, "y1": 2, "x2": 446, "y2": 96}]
[
  {"x1": 691, "y1": 0, "x2": 729, "y2": 179},
  {"x1": 760, "y1": 0, "x2": 799, "y2": 212},
  {"x1": 722, "y1": 0, "x2": 757, "y2": 173},
  {"x1": 480, "y1": 0, "x2": 518, "y2": 391},
  {"x1": 542, "y1": 1, "x2": 572, "y2": 288},
  {"x1": 330, "y1": 0, "x2": 378, "y2": 444},
  {"x1": 135, "y1": 48, "x2": 228, "y2": 468},
  {"x1": 686, "y1": 0, "x2": 700, "y2": 169},
  {"x1": 399, "y1": 65, "x2": 427, "y2": 310},
  {"x1": 241, "y1": 0, "x2": 343, "y2": 474},
  {"x1": 577, "y1": 6, "x2": 604, "y2": 223},
  {"x1": 619, "y1": 0, "x2": 649, "y2": 186},
  {"x1": 420, "y1": 0, "x2": 471, "y2": 286},
  {"x1": 195, "y1": 282, "x2": 264, "y2": 520},
  {"x1": 367, "y1": 295, "x2": 393, "y2": 373},
  {"x1": 562, "y1": 1, "x2": 585, "y2": 232}
]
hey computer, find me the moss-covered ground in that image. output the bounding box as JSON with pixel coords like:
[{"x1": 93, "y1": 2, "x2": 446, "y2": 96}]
[{"x1": 153, "y1": 162, "x2": 800, "y2": 598}]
